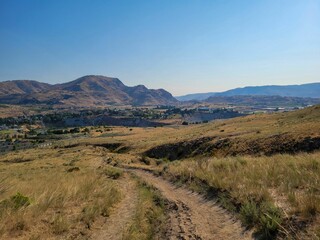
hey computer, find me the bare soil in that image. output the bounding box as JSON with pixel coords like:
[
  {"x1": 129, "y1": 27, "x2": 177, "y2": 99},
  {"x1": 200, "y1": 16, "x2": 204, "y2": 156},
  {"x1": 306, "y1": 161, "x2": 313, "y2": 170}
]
[{"x1": 131, "y1": 169, "x2": 254, "y2": 240}]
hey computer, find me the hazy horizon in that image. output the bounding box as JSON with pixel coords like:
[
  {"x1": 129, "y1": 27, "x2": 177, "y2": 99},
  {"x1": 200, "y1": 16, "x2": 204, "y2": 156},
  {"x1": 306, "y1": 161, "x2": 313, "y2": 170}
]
[{"x1": 0, "y1": 0, "x2": 319, "y2": 95}]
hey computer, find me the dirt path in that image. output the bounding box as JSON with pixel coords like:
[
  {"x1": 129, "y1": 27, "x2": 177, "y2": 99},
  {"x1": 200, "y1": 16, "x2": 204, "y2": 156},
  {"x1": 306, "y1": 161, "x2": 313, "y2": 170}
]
[
  {"x1": 132, "y1": 169, "x2": 254, "y2": 240},
  {"x1": 90, "y1": 173, "x2": 138, "y2": 240}
]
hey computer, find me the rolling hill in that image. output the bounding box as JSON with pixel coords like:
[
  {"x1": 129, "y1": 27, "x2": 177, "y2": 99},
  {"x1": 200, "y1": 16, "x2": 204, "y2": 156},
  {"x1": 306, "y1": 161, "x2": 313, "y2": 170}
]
[
  {"x1": 0, "y1": 75, "x2": 178, "y2": 107},
  {"x1": 176, "y1": 82, "x2": 320, "y2": 101},
  {"x1": 217, "y1": 82, "x2": 320, "y2": 98},
  {"x1": 175, "y1": 92, "x2": 216, "y2": 101},
  {"x1": 0, "y1": 80, "x2": 51, "y2": 96}
]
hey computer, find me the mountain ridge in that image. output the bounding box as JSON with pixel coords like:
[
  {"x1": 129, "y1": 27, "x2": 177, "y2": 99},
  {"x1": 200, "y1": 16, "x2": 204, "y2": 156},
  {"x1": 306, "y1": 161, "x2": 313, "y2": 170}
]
[
  {"x1": 217, "y1": 83, "x2": 320, "y2": 98},
  {"x1": 176, "y1": 82, "x2": 320, "y2": 101},
  {"x1": 0, "y1": 75, "x2": 178, "y2": 106},
  {"x1": 0, "y1": 80, "x2": 52, "y2": 96}
]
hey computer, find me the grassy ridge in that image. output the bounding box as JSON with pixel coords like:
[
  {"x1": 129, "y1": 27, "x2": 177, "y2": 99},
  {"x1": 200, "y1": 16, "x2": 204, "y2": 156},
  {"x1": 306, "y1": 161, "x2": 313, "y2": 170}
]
[
  {"x1": 66, "y1": 105, "x2": 320, "y2": 158},
  {"x1": 161, "y1": 152, "x2": 320, "y2": 239}
]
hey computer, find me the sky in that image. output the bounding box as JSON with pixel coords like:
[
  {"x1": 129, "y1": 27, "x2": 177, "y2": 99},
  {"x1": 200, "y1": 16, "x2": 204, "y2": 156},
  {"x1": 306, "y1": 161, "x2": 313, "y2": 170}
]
[{"x1": 0, "y1": 0, "x2": 319, "y2": 95}]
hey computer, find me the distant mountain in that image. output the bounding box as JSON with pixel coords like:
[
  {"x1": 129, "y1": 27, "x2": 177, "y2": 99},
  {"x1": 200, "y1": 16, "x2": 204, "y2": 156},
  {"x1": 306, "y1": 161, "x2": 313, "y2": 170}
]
[
  {"x1": 0, "y1": 80, "x2": 51, "y2": 96},
  {"x1": 176, "y1": 92, "x2": 216, "y2": 101},
  {"x1": 0, "y1": 75, "x2": 178, "y2": 107},
  {"x1": 217, "y1": 83, "x2": 320, "y2": 98},
  {"x1": 177, "y1": 82, "x2": 320, "y2": 101},
  {"x1": 205, "y1": 95, "x2": 320, "y2": 107}
]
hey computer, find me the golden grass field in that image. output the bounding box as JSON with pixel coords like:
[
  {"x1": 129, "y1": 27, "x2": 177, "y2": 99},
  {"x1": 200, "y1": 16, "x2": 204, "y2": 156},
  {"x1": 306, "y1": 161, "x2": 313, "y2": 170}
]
[
  {"x1": 0, "y1": 105, "x2": 319, "y2": 239},
  {"x1": 0, "y1": 146, "x2": 122, "y2": 239}
]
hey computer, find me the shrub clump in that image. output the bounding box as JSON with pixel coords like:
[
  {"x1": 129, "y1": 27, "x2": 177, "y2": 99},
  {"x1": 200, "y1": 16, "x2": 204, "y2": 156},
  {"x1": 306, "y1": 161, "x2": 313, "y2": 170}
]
[
  {"x1": 11, "y1": 192, "x2": 31, "y2": 209},
  {"x1": 240, "y1": 201, "x2": 282, "y2": 239},
  {"x1": 67, "y1": 166, "x2": 80, "y2": 172},
  {"x1": 0, "y1": 192, "x2": 31, "y2": 212},
  {"x1": 104, "y1": 166, "x2": 123, "y2": 179}
]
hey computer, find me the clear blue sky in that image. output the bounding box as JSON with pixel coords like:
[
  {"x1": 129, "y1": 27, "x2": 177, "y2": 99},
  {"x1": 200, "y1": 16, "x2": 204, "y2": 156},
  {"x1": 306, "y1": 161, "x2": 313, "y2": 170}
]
[{"x1": 0, "y1": 0, "x2": 319, "y2": 95}]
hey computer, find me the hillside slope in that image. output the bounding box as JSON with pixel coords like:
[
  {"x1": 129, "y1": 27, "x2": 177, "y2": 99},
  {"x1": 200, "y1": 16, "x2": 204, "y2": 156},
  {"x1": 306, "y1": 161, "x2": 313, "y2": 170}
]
[
  {"x1": 143, "y1": 105, "x2": 320, "y2": 159},
  {"x1": 0, "y1": 80, "x2": 51, "y2": 96},
  {"x1": 75, "y1": 105, "x2": 319, "y2": 159},
  {"x1": 0, "y1": 75, "x2": 178, "y2": 106}
]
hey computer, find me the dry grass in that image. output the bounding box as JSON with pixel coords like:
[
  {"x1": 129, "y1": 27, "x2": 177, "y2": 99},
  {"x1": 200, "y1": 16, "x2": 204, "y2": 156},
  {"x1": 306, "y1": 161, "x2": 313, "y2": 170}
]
[
  {"x1": 0, "y1": 106, "x2": 319, "y2": 239},
  {"x1": 0, "y1": 104, "x2": 38, "y2": 118},
  {"x1": 0, "y1": 146, "x2": 121, "y2": 239},
  {"x1": 65, "y1": 105, "x2": 320, "y2": 158},
  {"x1": 161, "y1": 152, "x2": 320, "y2": 238},
  {"x1": 104, "y1": 165, "x2": 124, "y2": 179},
  {"x1": 123, "y1": 177, "x2": 167, "y2": 240}
]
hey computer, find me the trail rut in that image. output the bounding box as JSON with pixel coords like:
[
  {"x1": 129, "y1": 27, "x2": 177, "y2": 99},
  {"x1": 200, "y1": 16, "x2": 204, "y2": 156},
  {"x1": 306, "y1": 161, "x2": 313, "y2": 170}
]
[
  {"x1": 132, "y1": 169, "x2": 254, "y2": 240},
  {"x1": 90, "y1": 174, "x2": 138, "y2": 240}
]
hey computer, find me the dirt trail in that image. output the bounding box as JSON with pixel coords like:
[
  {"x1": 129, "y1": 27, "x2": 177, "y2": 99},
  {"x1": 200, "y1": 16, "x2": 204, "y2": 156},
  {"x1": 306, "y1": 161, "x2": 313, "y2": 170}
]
[
  {"x1": 90, "y1": 173, "x2": 138, "y2": 240},
  {"x1": 132, "y1": 169, "x2": 254, "y2": 240}
]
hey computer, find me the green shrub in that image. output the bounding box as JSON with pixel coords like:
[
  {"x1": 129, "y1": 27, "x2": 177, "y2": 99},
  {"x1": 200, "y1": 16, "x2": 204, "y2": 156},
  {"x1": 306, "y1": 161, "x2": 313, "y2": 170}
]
[
  {"x1": 255, "y1": 202, "x2": 282, "y2": 239},
  {"x1": 237, "y1": 200, "x2": 282, "y2": 239},
  {"x1": 0, "y1": 192, "x2": 31, "y2": 215},
  {"x1": 104, "y1": 166, "x2": 123, "y2": 179},
  {"x1": 240, "y1": 201, "x2": 259, "y2": 227},
  {"x1": 10, "y1": 192, "x2": 31, "y2": 209}
]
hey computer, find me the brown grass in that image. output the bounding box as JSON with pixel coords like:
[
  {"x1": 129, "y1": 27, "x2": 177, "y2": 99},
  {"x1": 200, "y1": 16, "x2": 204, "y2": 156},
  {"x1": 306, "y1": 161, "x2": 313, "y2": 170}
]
[
  {"x1": 123, "y1": 177, "x2": 167, "y2": 240},
  {"x1": 0, "y1": 106, "x2": 319, "y2": 239},
  {"x1": 160, "y1": 152, "x2": 320, "y2": 238},
  {"x1": 63, "y1": 105, "x2": 320, "y2": 158},
  {"x1": 0, "y1": 146, "x2": 121, "y2": 239}
]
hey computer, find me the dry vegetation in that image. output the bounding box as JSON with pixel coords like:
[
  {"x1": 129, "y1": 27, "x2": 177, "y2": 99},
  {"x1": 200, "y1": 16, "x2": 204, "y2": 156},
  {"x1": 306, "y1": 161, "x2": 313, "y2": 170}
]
[
  {"x1": 123, "y1": 177, "x2": 167, "y2": 240},
  {"x1": 0, "y1": 104, "x2": 39, "y2": 118},
  {"x1": 0, "y1": 105, "x2": 319, "y2": 239},
  {"x1": 70, "y1": 105, "x2": 320, "y2": 158},
  {"x1": 0, "y1": 146, "x2": 121, "y2": 239},
  {"x1": 160, "y1": 153, "x2": 320, "y2": 239}
]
